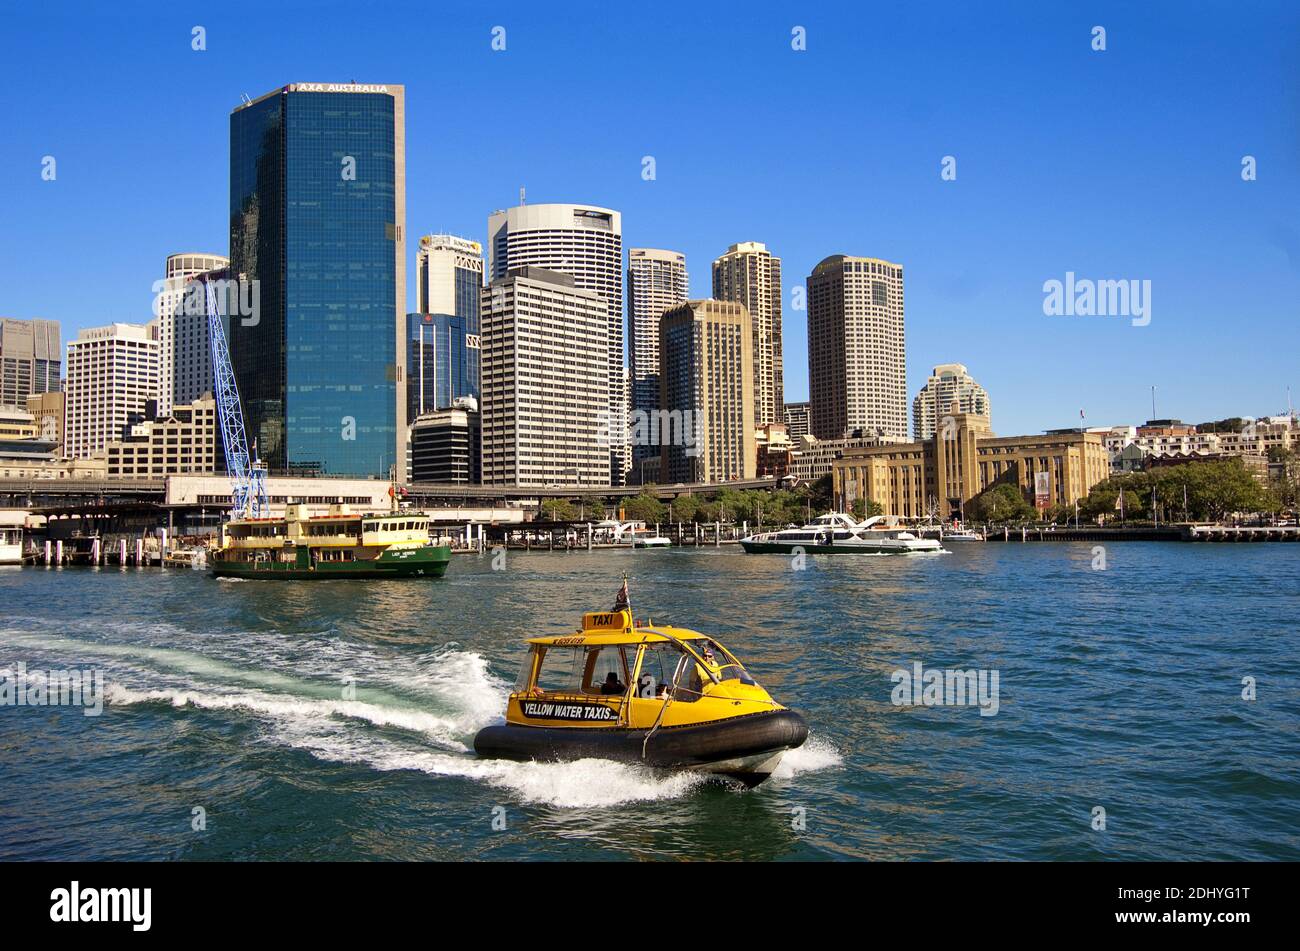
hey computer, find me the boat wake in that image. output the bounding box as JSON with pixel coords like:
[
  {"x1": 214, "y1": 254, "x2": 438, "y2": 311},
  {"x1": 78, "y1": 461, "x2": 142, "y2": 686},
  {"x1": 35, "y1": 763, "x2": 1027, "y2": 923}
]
[
  {"x1": 1, "y1": 622, "x2": 839, "y2": 808},
  {"x1": 771, "y1": 735, "x2": 843, "y2": 778}
]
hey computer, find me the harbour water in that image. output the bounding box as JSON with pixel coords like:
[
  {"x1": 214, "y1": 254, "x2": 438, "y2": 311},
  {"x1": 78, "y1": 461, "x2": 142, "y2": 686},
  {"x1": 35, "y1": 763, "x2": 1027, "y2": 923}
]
[{"x1": 1, "y1": 543, "x2": 1297, "y2": 861}]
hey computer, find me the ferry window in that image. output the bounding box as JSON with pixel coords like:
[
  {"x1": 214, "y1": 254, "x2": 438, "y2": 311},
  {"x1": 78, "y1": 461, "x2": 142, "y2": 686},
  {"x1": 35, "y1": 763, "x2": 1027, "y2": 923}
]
[{"x1": 533, "y1": 646, "x2": 584, "y2": 695}]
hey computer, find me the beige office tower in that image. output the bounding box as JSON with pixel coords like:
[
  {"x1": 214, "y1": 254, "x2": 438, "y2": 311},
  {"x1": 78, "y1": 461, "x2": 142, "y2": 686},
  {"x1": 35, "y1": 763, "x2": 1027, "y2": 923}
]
[
  {"x1": 64, "y1": 322, "x2": 161, "y2": 459},
  {"x1": 487, "y1": 202, "x2": 625, "y2": 484},
  {"x1": 912, "y1": 363, "x2": 991, "y2": 439},
  {"x1": 416, "y1": 234, "x2": 483, "y2": 316},
  {"x1": 153, "y1": 252, "x2": 229, "y2": 415},
  {"x1": 627, "y1": 248, "x2": 688, "y2": 468},
  {"x1": 26, "y1": 391, "x2": 65, "y2": 447},
  {"x1": 0, "y1": 317, "x2": 61, "y2": 406},
  {"x1": 711, "y1": 242, "x2": 783, "y2": 427},
  {"x1": 659, "y1": 300, "x2": 756, "y2": 483},
  {"x1": 480, "y1": 267, "x2": 609, "y2": 487},
  {"x1": 807, "y1": 255, "x2": 907, "y2": 440}
]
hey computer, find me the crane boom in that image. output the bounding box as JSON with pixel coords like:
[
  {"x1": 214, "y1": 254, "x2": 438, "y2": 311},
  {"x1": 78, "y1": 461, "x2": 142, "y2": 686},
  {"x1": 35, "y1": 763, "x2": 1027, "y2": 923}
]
[{"x1": 202, "y1": 274, "x2": 267, "y2": 519}]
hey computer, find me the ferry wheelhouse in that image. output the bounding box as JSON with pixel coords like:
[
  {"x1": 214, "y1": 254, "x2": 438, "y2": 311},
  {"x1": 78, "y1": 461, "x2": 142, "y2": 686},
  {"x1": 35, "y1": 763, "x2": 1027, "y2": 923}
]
[{"x1": 210, "y1": 503, "x2": 451, "y2": 579}]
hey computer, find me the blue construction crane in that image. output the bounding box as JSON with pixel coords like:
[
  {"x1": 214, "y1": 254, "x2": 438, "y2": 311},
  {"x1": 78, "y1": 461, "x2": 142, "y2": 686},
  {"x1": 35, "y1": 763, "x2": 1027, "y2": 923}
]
[{"x1": 202, "y1": 274, "x2": 268, "y2": 519}]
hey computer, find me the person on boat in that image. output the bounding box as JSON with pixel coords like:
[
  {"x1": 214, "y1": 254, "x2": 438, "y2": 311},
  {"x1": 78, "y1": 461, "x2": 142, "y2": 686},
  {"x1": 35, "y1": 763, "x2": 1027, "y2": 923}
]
[{"x1": 599, "y1": 671, "x2": 625, "y2": 695}]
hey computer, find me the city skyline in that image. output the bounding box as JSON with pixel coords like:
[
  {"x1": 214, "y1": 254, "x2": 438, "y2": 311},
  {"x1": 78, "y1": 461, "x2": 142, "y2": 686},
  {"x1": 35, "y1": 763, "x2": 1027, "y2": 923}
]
[{"x1": 2, "y1": 3, "x2": 1298, "y2": 438}]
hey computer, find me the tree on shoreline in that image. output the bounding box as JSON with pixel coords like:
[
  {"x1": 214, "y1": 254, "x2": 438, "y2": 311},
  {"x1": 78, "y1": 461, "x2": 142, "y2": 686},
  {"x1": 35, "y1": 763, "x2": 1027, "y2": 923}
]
[
  {"x1": 968, "y1": 483, "x2": 1035, "y2": 523},
  {"x1": 1078, "y1": 458, "x2": 1273, "y2": 522}
]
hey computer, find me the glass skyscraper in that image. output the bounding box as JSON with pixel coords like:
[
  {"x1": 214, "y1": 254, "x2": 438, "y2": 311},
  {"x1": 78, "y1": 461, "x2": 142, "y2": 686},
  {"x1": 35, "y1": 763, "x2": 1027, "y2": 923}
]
[
  {"x1": 229, "y1": 83, "x2": 406, "y2": 477},
  {"x1": 407, "y1": 312, "x2": 480, "y2": 420}
]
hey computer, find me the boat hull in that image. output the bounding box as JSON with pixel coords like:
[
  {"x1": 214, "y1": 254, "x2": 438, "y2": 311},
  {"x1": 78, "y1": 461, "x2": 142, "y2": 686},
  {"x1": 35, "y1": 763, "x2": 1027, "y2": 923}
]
[
  {"x1": 739, "y1": 539, "x2": 941, "y2": 555},
  {"x1": 211, "y1": 544, "x2": 451, "y2": 579},
  {"x1": 473, "y1": 708, "x2": 808, "y2": 787}
]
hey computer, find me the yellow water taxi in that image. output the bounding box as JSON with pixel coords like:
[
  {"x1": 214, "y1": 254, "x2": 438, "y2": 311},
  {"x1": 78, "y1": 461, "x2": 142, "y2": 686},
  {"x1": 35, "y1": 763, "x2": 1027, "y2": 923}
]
[{"x1": 473, "y1": 580, "x2": 808, "y2": 787}]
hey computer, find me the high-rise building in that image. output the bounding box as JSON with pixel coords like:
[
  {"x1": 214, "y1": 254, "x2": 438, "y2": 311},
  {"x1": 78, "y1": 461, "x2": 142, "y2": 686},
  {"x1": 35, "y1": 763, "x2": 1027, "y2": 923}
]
[
  {"x1": 230, "y1": 82, "x2": 406, "y2": 477},
  {"x1": 416, "y1": 234, "x2": 483, "y2": 321},
  {"x1": 153, "y1": 253, "x2": 229, "y2": 415},
  {"x1": 711, "y1": 242, "x2": 783, "y2": 427},
  {"x1": 912, "y1": 363, "x2": 990, "y2": 439},
  {"x1": 659, "y1": 300, "x2": 756, "y2": 484},
  {"x1": 784, "y1": 400, "x2": 811, "y2": 440},
  {"x1": 487, "y1": 201, "x2": 625, "y2": 484},
  {"x1": 410, "y1": 401, "x2": 480, "y2": 484},
  {"x1": 0, "y1": 318, "x2": 61, "y2": 407},
  {"x1": 627, "y1": 248, "x2": 688, "y2": 472},
  {"x1": 102, "y1": 395, "x2": 219, "y2": 478},
  {"x1": 64, "y1": 322, "x2": 161, "y2": 459},
  {"x1": 807, "y1": 255, "x2": 907, "y2": 440},
  {"x1": 480, "y1": 267, "x2": 608, "y2": 487},
  {"x1": 406, "y1": 312, "x2": 480, "y2": 420}
]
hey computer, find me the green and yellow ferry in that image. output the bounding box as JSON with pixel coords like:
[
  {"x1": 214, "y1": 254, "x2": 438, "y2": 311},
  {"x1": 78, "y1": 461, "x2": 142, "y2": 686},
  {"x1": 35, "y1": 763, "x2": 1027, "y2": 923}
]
[{"x1": 210, "y1": 503, "x2": 451, "y2": 579}]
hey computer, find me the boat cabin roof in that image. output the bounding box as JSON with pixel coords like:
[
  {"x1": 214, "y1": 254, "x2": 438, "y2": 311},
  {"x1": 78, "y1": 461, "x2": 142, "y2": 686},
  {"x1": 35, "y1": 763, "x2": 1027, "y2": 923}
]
[
  {"x1": 527, "y1": 610, "x2": 710, "y2": 647},
  {"x1": 811, "y1": 513, "x2": 857, "y2": 528}
]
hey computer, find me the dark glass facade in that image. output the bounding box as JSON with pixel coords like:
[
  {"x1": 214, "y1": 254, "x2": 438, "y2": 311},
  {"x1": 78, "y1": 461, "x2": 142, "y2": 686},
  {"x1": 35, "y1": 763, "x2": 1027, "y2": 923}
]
[
  {"x1": 454, "y1": 266, "x2": 480, "y2": 328},
  {"x1": 407, "y1": 313, "x2": 479, "y2": 420},
  {"x1": 229, "y1": 87, "x2": 399, "y2": 476}
]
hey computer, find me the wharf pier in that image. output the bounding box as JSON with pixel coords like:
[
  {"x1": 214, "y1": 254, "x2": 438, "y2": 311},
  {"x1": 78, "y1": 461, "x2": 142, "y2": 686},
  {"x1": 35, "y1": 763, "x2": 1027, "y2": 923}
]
[{"x1": 985, "y1": 525, "x2": 1300, "y2": 542}]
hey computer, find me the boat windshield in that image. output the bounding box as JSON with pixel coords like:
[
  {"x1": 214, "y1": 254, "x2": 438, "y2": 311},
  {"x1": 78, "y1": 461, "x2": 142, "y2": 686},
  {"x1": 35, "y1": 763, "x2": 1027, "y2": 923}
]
[
  {"x1": 636, "y1": 642, "x2": 700, "y2": 702},
  {"x1": 695, "y1": 639, "x2": 757, "y2": 686},
  {"x1": 525, "y1": 644, "x2": 637, "y2": 697}
]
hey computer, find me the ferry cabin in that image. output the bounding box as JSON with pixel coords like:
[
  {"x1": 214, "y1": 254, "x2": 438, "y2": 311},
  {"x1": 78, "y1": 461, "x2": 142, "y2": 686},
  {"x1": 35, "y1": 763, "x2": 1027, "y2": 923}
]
[{"x1": 219, "y1": 503, "x2": 431, "y2": 565}]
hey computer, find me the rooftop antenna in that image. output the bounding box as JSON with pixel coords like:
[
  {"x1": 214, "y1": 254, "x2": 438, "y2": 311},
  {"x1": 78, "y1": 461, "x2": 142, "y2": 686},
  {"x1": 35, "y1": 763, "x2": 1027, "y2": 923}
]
[
  {"x1": 1151, "y1": 385, "x2": 1156, "y2": 420},
  {"x1": 519, "y1": 186, "x2": 526, "y2": 206},
  {"x1": 240, "y1": 92, "x2": 252, "y2": 105}
]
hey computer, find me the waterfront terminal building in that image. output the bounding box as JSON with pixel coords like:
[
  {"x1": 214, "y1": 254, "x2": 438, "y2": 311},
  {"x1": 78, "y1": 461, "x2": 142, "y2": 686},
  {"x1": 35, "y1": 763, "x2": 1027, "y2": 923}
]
[{"x1": 833, "y1": 410, "x2": 1109, "y2": 519}]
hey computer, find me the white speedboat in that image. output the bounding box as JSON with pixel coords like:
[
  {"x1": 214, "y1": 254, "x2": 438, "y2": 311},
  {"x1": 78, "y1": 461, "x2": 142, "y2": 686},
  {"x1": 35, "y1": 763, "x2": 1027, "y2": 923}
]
[
  {"x1": 942, "y1": 525, "x2": 985, "y2": 542},
  {"x1": 740, "y1": 514, "x2": 944, "y2": 555}
]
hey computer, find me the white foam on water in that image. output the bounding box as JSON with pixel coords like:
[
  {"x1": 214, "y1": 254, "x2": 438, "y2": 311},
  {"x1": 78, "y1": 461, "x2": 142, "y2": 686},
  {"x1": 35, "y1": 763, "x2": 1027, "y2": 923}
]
[
  {"x1": 0, "y1": 628, "x2": 511, "y2": 742},
  {"x1": 105, "y1": 683, "x2": 477, "y2": 751},
  {"x1": 274, "y1": 723, "x2": 707, "y2": 808},
  {"x1": 771, "y1": 734, "x2": 843, "y2": 779}
]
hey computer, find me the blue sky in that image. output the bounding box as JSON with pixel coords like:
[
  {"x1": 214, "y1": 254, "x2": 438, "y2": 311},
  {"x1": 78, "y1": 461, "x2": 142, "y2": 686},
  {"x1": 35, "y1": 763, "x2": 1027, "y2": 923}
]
[{"x1": 2, "y1": 1, "x2": 1298, "y2": 436}]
